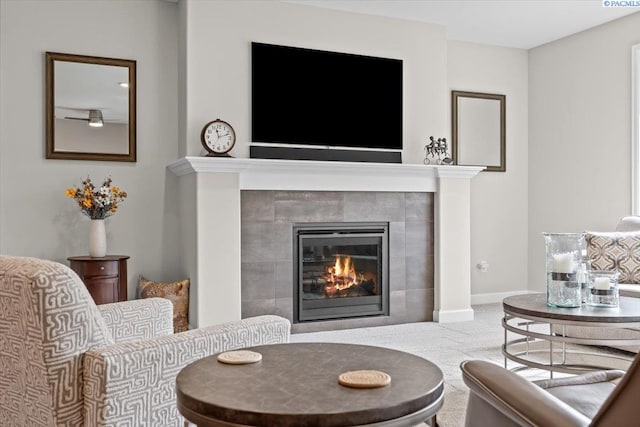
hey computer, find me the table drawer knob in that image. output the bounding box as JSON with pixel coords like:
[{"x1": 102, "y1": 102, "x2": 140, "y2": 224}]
[{"x1": 76, "y1": 261, "x2": 118, "y2": 276}]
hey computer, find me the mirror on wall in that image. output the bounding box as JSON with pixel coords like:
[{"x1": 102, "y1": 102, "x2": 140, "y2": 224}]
[
  {"x1": 451, "y1": 90, "x2": 506, "y2": 172},
  {"x1": 46, "y1": 52, "x2": 136, "y2": 161}
]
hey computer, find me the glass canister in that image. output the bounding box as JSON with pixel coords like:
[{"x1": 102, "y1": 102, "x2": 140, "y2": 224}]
[
  {"x1": 543, "y1": 233, "x2": 584, "y2": 308},
  {"x1": 587, "y1": 270, "x2": 620, "y2": 308}
]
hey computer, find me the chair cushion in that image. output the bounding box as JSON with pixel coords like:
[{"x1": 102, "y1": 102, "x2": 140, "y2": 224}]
[
  {"x1": 586, "y1": 231, "x2": 640, "y2": 284},
  {"x1": 619, "y1": 283, "x2": 640, "y2": 298},
  {"x1": 139, "y1": 276, "x2": 190, "y2": 332},
  {"x1": 535, "y1": 371, "x2": 623, "y2": 419}
]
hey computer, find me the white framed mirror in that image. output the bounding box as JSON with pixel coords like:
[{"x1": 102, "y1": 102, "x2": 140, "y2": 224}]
[
  {"x1": 451, "y1": 90, "x2": 506, "y2": 172},
  {"x1": 45, "y1": 52, "x2": 136, "y2": 162}
]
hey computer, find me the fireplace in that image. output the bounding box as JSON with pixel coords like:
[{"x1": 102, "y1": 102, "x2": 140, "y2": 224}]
[
  {"x1": 170, "y1": 158, "x2": 482, "y2": 329},
  {"x1": 294, "y1": 222, "x2": 389, "y2": 323}
]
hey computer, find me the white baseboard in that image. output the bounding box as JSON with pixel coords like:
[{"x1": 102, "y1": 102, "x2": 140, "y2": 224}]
[
  {"x1": 471, "y1": 290, "x2": 533, "y2": 305},
  {"x1": 433, "y1": 308, "x2": 474, "y2": 323}
]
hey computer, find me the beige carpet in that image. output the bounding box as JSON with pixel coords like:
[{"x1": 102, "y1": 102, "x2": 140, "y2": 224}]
[{"x1": 290, "y1": 303, "x2": 632, "y2": 427}]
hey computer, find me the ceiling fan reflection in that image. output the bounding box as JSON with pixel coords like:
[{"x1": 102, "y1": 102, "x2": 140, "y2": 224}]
[{"x1": 64, "y1": 109, "x2": 104, "y2": 127}]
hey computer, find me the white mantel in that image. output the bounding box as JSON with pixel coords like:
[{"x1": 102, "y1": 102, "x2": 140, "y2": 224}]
[{"x1": 169, "y1": 157, "x2": 483, "y2": 327}]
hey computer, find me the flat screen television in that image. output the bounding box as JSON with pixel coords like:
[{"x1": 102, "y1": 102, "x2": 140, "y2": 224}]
[{"x1": 252, "y1": 42, "x2": 403, "y2": 151}]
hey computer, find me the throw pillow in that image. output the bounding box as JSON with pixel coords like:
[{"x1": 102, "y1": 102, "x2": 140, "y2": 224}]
[
  {"x1": 139, "y1": 276, "x2": 190, "y2": 333},
  {"x1": 585, "y1": 231, "x2": 640, "y2": 284}
]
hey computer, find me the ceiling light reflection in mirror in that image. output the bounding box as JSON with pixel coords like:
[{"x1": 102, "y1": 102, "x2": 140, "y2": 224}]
[{"x1": 54, "y1": 61, "x2": 129, "y2": 154}]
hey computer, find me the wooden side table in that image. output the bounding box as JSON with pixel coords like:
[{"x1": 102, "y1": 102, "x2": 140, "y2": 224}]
[{"x1": 68, "y1": 255, "x2": 129, "y2": 305}]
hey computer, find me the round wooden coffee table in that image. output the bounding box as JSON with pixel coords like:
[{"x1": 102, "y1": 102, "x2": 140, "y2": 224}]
[
  {"x1": 502, "y1": 293, "x2": 640, "y2": 376},
  {"x1": 176, "y1": 343, "x2": 444, "y2": 427}
]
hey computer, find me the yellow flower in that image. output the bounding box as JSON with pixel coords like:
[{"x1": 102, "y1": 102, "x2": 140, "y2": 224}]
[{"x1": 66, "y1": 176, "x2": 127, "y2": 219}]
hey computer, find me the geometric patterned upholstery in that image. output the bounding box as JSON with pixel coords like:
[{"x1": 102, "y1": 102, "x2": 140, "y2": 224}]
[
  {"x1": 0, "y1": 255, "x2": 114, "y2": 426},
  {"x1": 84, "y1": 316, "x2": 292, "y2": 426},
  {"x1": 586, "y1": 231, "x2": 640, "y2": 284},
  {"x1": 97, "y1": 299, "x2": 174, "y2": 344},
  {"x1": 0, "y1": 255, "x2": 291, "y2": 426}
]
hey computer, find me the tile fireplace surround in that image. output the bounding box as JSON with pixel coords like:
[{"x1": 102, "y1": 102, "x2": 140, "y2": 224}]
[
  {"x1": 168, "y1": 157, "x2": 483, "y2": 329},
  {"x1": 242, "y1": 191, "x2": 429, "y2": 333}
]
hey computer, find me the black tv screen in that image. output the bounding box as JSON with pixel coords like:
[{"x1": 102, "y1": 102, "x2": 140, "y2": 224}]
[{"x1": 252, "y1": 42, "x2": 403, "y2": 150}]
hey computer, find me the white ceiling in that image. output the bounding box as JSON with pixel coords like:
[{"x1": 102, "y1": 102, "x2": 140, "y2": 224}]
[{"x1": 285, "y1": 0, "x2": 638, "y2": 49}]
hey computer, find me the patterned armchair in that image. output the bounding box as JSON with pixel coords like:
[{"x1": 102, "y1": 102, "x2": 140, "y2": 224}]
[{"x1": 0, "y1": 255, "x2": 291, "y2": 426}]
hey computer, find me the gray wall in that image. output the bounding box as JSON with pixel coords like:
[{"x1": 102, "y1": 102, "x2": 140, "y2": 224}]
[
  {"x1": 0, "y1": 0, "x2": 181, "y2": 298},
  {"x1": 4, "y1": 0, "x2": 633, "y2": 307},
  {"x1": 448, "y1": 41, "x2": 529, "y2": 300},
  {"x1": 180, "y1": 0, "x2": 531, "y2": 301},
  {"x1": 528, "y1": 13, "x2": 640, "y2": 293},
  {"x1": 180, "y1": 0, "x2": 448, "y2": 161}
]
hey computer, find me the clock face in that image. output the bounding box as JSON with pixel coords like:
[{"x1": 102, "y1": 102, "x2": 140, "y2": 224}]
[{"x1": 201, "y1": 120, "x2": 236, "y2": 154}]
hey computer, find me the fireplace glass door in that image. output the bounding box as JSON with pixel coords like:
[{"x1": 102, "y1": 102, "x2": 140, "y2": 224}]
[{"x1": 294, "y1": 223, "x2": 389, "y2": 322}]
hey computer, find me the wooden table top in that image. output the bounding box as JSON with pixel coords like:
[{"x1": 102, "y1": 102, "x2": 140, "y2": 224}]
[
  {"x1": 67, "y1": 255, "x2": 129, "y2": 261},
  {"x1": 176, "y1": 343, "x2": 444, "y2": 427},
  {"x1": 503, "y1": 293, "x2": 640, "y2": 323}
]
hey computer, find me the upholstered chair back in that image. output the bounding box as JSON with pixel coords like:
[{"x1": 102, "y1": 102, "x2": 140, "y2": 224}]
[
  {"x1": 615, "y1": 216, "x2": 640, "y2": 232},
  {"x1": 590, "y1": 352, "x2": 640, "y2": 426},
  {"x1": 0, "y1": 255, "x2": 113, "y2": 426}
]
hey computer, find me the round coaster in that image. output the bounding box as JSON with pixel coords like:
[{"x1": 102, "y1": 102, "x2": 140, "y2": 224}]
[
  {"x1": 217, "y1": 350, "x2": 262, "y2": 365},
  {"x1": 338, "y1": 370, "x2": 391, "y2": 388}
]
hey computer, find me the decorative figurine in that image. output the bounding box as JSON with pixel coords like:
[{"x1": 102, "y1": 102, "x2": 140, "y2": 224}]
[{"x1": 424, "y1": 136, "x2": 453, "y2": 165}]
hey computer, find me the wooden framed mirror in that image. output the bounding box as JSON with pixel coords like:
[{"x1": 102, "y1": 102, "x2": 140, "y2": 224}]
[
  {"x1": 46, "y1": 52, "x2": 136, "y2": 161},
  {"x1": 452, "y1": 90, "x2": 505, "y2": 172}
]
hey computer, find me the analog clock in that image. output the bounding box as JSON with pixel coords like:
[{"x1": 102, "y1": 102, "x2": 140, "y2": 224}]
[{"x1": 201, "y1": 119, "x2": 236, "y2": 157}]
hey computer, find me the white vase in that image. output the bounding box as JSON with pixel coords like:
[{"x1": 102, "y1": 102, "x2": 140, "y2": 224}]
[{"x1": 89, "y1": 219, "x2": 107, "y2": 258}]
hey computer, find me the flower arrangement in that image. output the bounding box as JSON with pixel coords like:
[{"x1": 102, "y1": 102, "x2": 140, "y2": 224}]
[{"x1": 65, "y1": 176, "x2": 127, "y2": 220}]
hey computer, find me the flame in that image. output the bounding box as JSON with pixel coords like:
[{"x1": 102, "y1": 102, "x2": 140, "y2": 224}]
[{"x1": 324, "y1": 255, "x2": 361, "y2": 294}]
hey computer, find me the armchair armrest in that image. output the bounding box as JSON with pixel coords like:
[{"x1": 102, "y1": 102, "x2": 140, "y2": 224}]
[
  {"x1": 97, "y1": 298, "x2": 174, "y2": 343},
  {"x1": 83, "y1": 315, "x2": 291, "y2": 426},
  {"x1": 461, "y1": 360, "x2": 591, "y2": 427}
]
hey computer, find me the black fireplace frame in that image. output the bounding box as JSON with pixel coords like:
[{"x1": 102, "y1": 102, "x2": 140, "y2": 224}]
[{"x1": 293, "y1": 222, "x2": 389, "y2": 323}]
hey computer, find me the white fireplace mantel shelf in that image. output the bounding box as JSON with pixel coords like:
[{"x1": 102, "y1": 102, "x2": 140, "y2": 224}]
[
  {"x1": 168, "y1": 156, "x2": 484, "y2": 193},
  {"x1": 168, "y1": 156, "x2": 483, "y2": 328}
]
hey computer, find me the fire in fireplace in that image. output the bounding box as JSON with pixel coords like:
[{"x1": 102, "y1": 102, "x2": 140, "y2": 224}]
[
  {"x1": 322, "y1": 255, "x2": 377, "y2": 297},
  {"x1": 294, "y1": 222, "x2": 389, "y2": 322}
]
